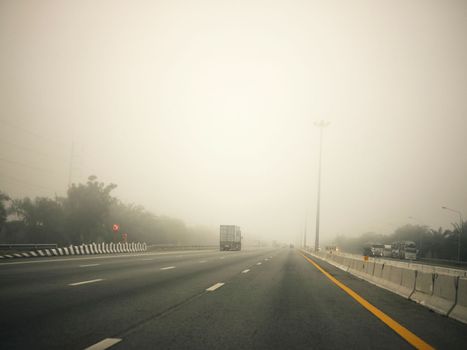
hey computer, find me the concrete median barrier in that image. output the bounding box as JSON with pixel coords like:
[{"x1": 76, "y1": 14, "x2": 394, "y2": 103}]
[
  {"x1": 450, "y1": 277, "x2": 467, "y2": 324},
  {"x1": 363, "y1": 261, "x2": 375, "y2": 276},
  {"x1": 396, "y1": 269, "x2": 416, "y2": 298},
  {"x1": 410, "y1": 271, "x2": 434, "y2": 307},
  {"x1": 425, "y1": 274, "x2": 458, "y2": 315}
]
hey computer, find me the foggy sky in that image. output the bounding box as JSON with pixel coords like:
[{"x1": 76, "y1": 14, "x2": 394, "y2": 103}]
[{"x1": 1, "y1": 0, "x2": 466, "y2": 243}]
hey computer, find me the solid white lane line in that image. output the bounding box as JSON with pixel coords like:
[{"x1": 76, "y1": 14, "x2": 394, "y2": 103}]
[
  {"x1": 241, "y1": 269, "x2": 250, "y2": 273},
  {"x1": 206, "y1": 282, "x2": 225, "y2": 291},
  {"x1": 84, "y1": 338, "x2": 122, "y2": 350},
  {"x1": 79, "y1": 264, "x2": 100, "y2": 267},
  {"x1": 160, "y1": 266, "x2": 176, "y2": 270},
  {"x1": 69, "y1": 279, "x2": 103, "y2": 286},
  {"x1": 256, "y1": 262, "x2": 262, "y2": 265}
]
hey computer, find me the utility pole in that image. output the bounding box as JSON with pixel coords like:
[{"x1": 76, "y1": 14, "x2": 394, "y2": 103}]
[
  {"x1": 442, "y1": 206, "x2": 464, "y2": 262},
  {"x1": 314, "y1": 120, "x2": 329, "y2": 252}
]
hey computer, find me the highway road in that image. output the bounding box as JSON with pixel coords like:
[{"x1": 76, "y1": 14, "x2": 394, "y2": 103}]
[{"x1": 1, "y1": 248, "x2": 466, "y2": 349}]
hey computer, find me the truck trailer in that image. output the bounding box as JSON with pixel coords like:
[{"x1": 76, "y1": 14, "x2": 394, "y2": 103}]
[{"x1": 219, "y1": 225, "x2": 242, "y2": 251}]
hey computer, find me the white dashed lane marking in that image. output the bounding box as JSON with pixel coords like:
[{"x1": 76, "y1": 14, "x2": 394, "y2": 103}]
[
  {"x1": 79, "y1": 264, "x2": 100, "y2": 267},
  {"x1": 241, "y1": 269, "x2": 250, "y2": 273},
  {"x1": 84, "y1": 338, "x2": 122, "y2": 350},
  {"x1": 199, "y1": 260, "x2": 207, "y2": 263},
  {"x1": 160, "y1": 266, "x2": 176, "y2": 270},
  {"x1": 69, "y1": 279, "x2": 103, "y2": 286},
  {"x1": 256, "y1": 262, "x2": 262, "y2": 265},
  {"x1": 206, "y1": 282, "x2": 225, "y2": 291}
]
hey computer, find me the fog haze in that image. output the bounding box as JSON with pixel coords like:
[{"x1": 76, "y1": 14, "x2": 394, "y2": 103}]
[{"x1": 1, "y1": 0, "x2": 466, "y2": 243}]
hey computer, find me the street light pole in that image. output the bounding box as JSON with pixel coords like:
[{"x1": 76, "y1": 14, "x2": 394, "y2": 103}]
[
  {"x1": 442, "y1": 206, "x2": 464, "y2": 262},
  {"x1": 314, "y1": 120, "x2": 329, "y2": 252}
]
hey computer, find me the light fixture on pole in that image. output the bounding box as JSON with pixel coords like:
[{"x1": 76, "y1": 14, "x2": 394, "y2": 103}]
[
  {"x1": 314, "y1": 120, "x2": 329, "y2": 252},
  {"x1": 441, "y1": 206, "x2": 464, "y2": 262}
]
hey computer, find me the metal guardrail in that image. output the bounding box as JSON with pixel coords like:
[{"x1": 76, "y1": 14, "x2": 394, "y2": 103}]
[
  {"x1": 147, "y1": 244, "x2": 217, "y2": 251},
  {"x1": 0, "y1": 243, "x2": 58, "y2": 250}
]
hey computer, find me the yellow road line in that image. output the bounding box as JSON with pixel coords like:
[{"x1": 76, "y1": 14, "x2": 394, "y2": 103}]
[{"x1": 300, "y1": 252, "x2": 434, "y2": 350}]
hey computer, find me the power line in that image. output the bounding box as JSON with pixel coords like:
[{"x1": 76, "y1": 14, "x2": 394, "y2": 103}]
[
  {"x1": 0, "y1": 119, "x2": 68, "y2": 148},
  {"x1": 0, "y1": 139, "x2": 63, "y2": 159},
  {"x1": 0, "y1": 172, "x2": 58, "y2": 193},
  {"x1": 0, "y1": 157, "x2": 48, "y2": 172}
]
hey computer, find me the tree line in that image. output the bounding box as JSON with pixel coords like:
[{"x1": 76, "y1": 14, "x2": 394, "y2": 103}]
[
  {"x1": 334, "y1": 222, "x2": 467, "y2": 261},
  {"x1": 0, "y1": 176, "x2": 217, "y2": 246}
]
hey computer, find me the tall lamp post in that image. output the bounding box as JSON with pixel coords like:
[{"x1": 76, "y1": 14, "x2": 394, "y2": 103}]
[
  {"x1": 442, "y1": 206, "x2": 464, "y2": 262},
  {"x1": 314, "y1": 120, "x2": 329, "y2": 252}
]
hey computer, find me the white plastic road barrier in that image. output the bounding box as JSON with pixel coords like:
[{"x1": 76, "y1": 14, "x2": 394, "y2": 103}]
[
  {"x1": 410, "y1": 271, "x2": 434, "y2": 306},
  {"x1": 450, "y1": 277, "x2": 467, "y2": 324},
  {"x1": 427, "y1": 274, "x2": 458, "y2": 315}
]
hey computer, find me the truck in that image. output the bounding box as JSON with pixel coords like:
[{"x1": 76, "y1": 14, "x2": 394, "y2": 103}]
[
  {"x1": 219, "y1": 225, "x2": 242, "y2": 251},
  {"x1": 363, "y1": 243, "x2": 384, "y2": 257}
]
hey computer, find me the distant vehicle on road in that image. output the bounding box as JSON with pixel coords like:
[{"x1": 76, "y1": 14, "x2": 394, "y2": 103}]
[
  {"x1": 363, "y1": 243, "x2": 384, "y2": 257},
  {"x1": 391, "y1": 241, "x2": 417, "y2": 260},
  {"x1": 219, "y1": 225, "x2": 242, "y2": 251},
  {"x1": 383, "y1": 244, "x2": 392, "y2": 257}
]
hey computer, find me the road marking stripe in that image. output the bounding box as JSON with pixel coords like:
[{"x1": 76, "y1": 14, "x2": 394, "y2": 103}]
[
  {"x1": 199, "y1": 260, "x2": 207, "y2": 263},
  {"x1": 160, "y1": 266, "x2": 176, "y2": 270},
  {"x1": 256, "y1": 262, "x2": 262, "y2": 265},
  {"x1": 69, "y1": 279, "x2": 103, "y2": 286},
  {"x1": 84, "y1": 338, "x2": 122, "y2": 350},
  {"x1": 300, "y1": 253, "x2": 434, "y2": 350},
  {"x1": 206, "y1": 282, "x2": 225, "y2": 291},
  {"x1": 241, "y1": 269, "x2": 250, "y2": 273},
  {"x1": 79, "y1": 264, "x2": 100, "y2": 267},
  {"x1": 140, "y1": 258, "x2": 154, "y2": 261}
]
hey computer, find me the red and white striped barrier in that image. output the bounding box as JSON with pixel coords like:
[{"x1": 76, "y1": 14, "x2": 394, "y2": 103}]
[{"x1": 0, "y1": 242, "x2": 147, "y2": 259}]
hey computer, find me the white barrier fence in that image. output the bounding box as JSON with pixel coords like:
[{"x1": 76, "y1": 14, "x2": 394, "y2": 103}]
[
  {"x1": 302, "y1": 249, "x2": 467, "y2": 325},
  {"x1": 0, "y1": 242, "x2": 147, "y2": 259}
]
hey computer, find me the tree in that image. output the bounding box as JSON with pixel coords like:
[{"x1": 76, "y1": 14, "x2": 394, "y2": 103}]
[
  {"x1": 0, "y1": 191, "x2": 10, "y2": 230},
  {"x1": 65, "y1": 175, "x2": 117, "y2": 243},
  {"x1": 9, "y1": 197, "x2": 66, "y2": 244}
]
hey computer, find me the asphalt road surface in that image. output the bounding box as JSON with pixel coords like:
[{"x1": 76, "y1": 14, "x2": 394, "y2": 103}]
[{"x1": 1, "y1": 248, "x2": 466, "y2": 349}]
